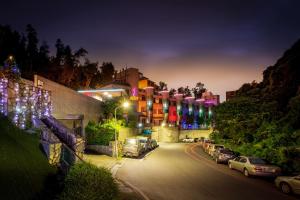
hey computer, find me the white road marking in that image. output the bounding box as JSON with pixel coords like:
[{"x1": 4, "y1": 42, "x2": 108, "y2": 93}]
[{"x1": 120, "y1": 179, "x2": 151, "y2": 200}]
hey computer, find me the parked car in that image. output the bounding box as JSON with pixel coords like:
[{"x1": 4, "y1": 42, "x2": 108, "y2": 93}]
[
  {"x1": 213, "y1": 148, "x2": 236, "y2": 164},
  {"x1": 275, "y1": 175, "x2": 300, "y2": 195},
  {"x1": 208, "y1": 144, "x2": 225, "y2": 156},
  {"x1": 202, "y1": 139, "x2": 214, "y2": 150},
  {"x1": 182, "y1": 138, "x2": 195, "y2": 143},
  {"x1": 194, "y1": 138, "x2": 199, "y2": 142},
  {"x1": 228, "y1": 156, "x2": 281, "y2": 177},
  {"x1": 138, "y1": 137, "x2": 151, "y2": 152},
  {"x1": 150, "y1": 139, "x2": 159, "y2": 149},
  {"x1": 205, "y1": 143, "x2": 215, "y2": 153},
  {"x1": 122, "y1": 138, "x2": 143, "y2": 157}
]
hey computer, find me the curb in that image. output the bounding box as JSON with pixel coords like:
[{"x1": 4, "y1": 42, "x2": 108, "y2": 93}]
[
  {"x1": 117, "y1": 178, "x2": 151, "y2": 200},
  {"x1": 110, "y1": 159, "x2": 150, "y2": 200},
  {"x1": 110, "y1": 159, "x2": 125, "y2": 178}
]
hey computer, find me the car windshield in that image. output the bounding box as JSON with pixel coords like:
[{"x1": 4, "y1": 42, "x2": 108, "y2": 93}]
[
  {"x1": 125, "y1": 139, "x2": 137, "y2": 145},
  {"x1": 139, "y1": 139, "x2": 147, "y2": 143},
  {"x1": 249, "y1": 158, "x2": 266, "y2": 165},
  {"x1": 220, "y1": 149, "x2": 234, "y2": 155}
]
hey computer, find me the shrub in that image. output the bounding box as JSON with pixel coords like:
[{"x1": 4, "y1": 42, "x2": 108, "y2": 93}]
[
  {"x1": 85, "y1": 121, "x2": 116, "y2": 146},
  {"x1": 59, "y1": 163, "x2": 118, "y2": 200}
]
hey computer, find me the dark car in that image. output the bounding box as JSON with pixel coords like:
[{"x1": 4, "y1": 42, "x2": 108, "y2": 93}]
[
  {"x1": 213, "y1": 148, "x2": 236, "y2": 164},
  {"x1": 150, "y1": 139, "x2": 159, "y2": 149}
]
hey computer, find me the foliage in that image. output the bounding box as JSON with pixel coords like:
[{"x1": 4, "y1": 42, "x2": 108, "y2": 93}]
[
  {"x1": 0, "y1": 24, "x2": 115, "y2": 90},
  {"x1": 59, "y1": 163, "x2": 118, "y2": 200},
  {"x1": 100, "y1": 62, "x2": 115, "y2": 84},
  {"x1": 169, "y1": 88, "x2": 176, "y2": 97},
  {"x1": 192, "y1": 82, "x2": 206, "y2": 99},
  {"x1": 213, "y1": 39, "x2": 300, "y2": 173},
  {"x1": 101, "y1": 97, "x2": 122, "y2": 119},
  {"x1": 86, "y1": 119, "x2": 124, "y2": 146},
  {"x1": 158, "y1": 81, "x2": 168, "y2": 91}
]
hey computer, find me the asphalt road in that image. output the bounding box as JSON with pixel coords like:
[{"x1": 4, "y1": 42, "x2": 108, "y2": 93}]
[{"x1": 116, "y1": 143, "x2": 298, "y2": 200}]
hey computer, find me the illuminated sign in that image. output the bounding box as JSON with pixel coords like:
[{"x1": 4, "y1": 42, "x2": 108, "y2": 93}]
[{"x1": 131, "y1": 87, "x2": 138, "y2": 96}]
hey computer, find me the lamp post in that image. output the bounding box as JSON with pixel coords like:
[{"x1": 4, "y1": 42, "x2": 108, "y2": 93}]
[{"x1": 114, "y1": 101, "x2": 129, "y2": 159}]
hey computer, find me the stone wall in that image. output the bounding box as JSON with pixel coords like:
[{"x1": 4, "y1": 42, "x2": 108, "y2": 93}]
[
  {"x1": 34, "y1": 75, "x2": 102, "y2": 136},
  {"x1": 151, "y1": 126, "x2": 212, "y2": 142},
  {"x1": 152, "y1": 126, "x2": 179, "y2": 143},
  {"x1": 86, "y1": 144, "x2": 113, "y2": 156},
  {"x1": 179, "y1": 129, "x2": 212, "y2": 140}
]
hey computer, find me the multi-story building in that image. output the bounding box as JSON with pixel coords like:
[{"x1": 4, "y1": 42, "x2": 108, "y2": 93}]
[{"x1": 79, "y1": 67, "x2": 219, "y2": 129}]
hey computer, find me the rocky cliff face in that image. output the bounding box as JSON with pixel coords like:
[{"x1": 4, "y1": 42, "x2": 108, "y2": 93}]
[
  {"x1": 263, "y1": 39, "x2": 300, "y2": 106},
  {"x1": 237, "y1": 38, "x2": 300, "y2": 110}
]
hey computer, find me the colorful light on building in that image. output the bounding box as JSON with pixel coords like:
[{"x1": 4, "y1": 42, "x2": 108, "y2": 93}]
[{"x1": 0, "y1": 78, "x2": 8, "y2": 116}]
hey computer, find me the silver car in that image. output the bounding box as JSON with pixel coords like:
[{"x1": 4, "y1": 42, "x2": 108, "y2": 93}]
[
  {"x1": 122, "y1": 138, "x2": 143, "y2": 157},
  {"x1": 138, "y1": 137, "x2": 151, "y2": 152},
  {"x1": 275, "y1": 175, "x2": 300, "y2": 195},
  {"x1": 228, "y1": 156, "x2": 281, "y2": 177}
]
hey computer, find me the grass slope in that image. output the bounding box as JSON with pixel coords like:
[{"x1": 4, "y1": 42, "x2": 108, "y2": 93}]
[{"x1": 0, "y1": 116, "x2": 56, "y2": 200}]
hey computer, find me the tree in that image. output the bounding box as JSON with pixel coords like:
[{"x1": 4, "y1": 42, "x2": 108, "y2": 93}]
[
  {"x1": 26, "y1": 24, "x2": 39, "y2": 74},
  {"x1": 169, "y1": 88, "x2": 176, "y2": 96},
  {"x1": 183, "y1": 86, "x2": 191, "y2": 97},
  {"x1": 100, "y1": 62, "x2": 115, "y2": 84},
  {"x1": 192, "y1": 82, "x2": 206, "y2": 99},
  {"x1": 55, "y1": 38, "x2": 65, "y2": 65},
  {"x1": 177, "y1": 87, "x2": 184, "y2": 94},
  {"x1": 158, "y1": 81, "x2": 168, "y2": 91},
  {"x1": 37, "y1": 41, "x2": 50, "y2": 74},
  {"x1": 80, "y1": 60, "x2": 98, "y2": 88}
]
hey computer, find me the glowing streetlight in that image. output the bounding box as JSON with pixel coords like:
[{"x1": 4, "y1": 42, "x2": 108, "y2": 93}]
[
  {"x1": 114, "y1": 100, "x2": 130, "y2": 159},
  {"x1": 138, "y1": 122, "x2": 143, "y2": 128},
  {"x1": 123, "y1": 101, "x2": 129, "y2": 108}
]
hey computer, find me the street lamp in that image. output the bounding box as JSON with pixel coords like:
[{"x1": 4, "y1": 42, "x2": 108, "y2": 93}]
[{"x1": 114, "y1": 101, "x2": 130, "y2": 159}]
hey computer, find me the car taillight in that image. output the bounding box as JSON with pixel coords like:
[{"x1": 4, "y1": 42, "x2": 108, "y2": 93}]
[{"x1": 254, "y1": 167, "x2": 262, "y2": 171}]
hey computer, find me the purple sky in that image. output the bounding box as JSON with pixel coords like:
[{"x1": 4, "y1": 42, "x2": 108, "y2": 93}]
[{"x1": 1, "y1": 0, "x2": 300, "y2": 101}]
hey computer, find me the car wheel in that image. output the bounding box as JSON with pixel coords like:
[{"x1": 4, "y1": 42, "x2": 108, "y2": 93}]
[
  {"x1": 280, "y1": 182, "x2": 292, "y2": 194},
  {"x1": 229, "y1": 163, "x2": 233, "y2": 169},
  {"x1": 244, "y1": 168, "x2": 250, "y2": 177}
]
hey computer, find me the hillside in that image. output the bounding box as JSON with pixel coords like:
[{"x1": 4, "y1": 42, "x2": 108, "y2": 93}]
[
  {"x1": 214, "y1": 39, "x2": 300, "y2": 172},
  {"x1": 0, "y1": 116, "x2": 57, "y2": 200}
]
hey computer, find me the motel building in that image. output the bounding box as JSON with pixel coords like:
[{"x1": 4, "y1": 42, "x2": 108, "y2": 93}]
[{"x1": 78, "y1": 67, "x2": 220, "y2": 130}]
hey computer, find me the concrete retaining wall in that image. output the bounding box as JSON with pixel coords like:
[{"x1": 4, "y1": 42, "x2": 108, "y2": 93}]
[
  {"x1": 151, "y1": 126, "x2": 212, "y2": 142},
  {"x1": 179, "y1": 129, "x2": 212, "y2": 140},
  {"x1": 34, "y1": 75, "x2": 102, "y2": 136},
  {"x1": 86, "y1": 144, "x2": 113, "y2": 156}
]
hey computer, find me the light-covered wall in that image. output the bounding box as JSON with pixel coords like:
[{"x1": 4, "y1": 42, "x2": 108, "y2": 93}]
[{"x1": 34, "y1": 75, "x2": 102, "y2": 135}]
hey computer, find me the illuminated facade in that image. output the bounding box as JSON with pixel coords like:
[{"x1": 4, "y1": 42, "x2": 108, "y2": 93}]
[
  {"x1": 79, "y1": 67, "x2": 220, "y2": 129},
  {"x1": 114, "y1": 68, "x2": 220, "y2": 129}
]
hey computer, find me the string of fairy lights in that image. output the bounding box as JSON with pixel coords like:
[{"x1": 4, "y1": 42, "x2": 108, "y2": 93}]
[{"x1": 0, "y1": 56, "x2": 52, "y2": 129}]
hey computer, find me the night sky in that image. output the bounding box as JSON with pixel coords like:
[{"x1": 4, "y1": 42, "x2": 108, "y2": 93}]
[{"x1": 1, "y1": 0, "x2": 300, "y2": 101}]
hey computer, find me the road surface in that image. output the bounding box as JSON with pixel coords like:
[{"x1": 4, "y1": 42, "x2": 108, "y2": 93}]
[{"x1": 117, "y1": 143, "x2": 298, "y2": 200}]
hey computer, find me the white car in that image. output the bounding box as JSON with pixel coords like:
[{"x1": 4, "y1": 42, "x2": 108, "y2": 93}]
[
  {"x1": 275, "y1": 175, "x2": 300, "y2": 195},
  {"x1": 182, "y1": 138, "x2": 194, "y2": 143},
  {"x1": 228, "y1": 156, "x2": 281, "y2": 177}
]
